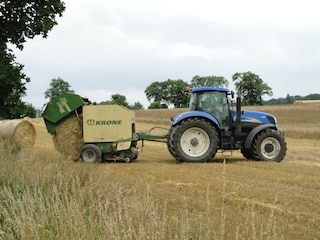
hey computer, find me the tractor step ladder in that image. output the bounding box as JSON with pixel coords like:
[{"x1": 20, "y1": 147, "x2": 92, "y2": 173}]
[{"x1": 221, "y1": 131, "x2": 233, "y2": 156}]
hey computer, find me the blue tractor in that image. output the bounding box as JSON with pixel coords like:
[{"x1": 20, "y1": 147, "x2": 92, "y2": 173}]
[{"x1": 167, "y1": 87, "x2": 287, "y2": 162}]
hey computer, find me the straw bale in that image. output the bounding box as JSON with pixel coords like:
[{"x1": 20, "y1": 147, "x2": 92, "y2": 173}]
[
  {"x1": 53, "y1": 114, "x2": 84, "y2": 161},
  {"x1": 0, "y1": 119, "x2": 36, "y2": 149}
]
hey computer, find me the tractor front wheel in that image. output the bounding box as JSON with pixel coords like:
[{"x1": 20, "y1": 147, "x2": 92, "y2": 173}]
[
  {"x1": 80, "y1": 144, "x2": 102, "y2": 163},
  {"x1": 167, "y1": 118, "x2": 219, "y2": 162}
]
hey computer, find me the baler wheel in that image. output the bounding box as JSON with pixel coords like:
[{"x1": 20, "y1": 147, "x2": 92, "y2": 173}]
[{"x1": 80, "y1": 144, "x2": 102, "y2": 163}]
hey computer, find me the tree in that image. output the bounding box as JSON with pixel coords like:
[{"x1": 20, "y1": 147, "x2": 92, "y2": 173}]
[
  {"x1": 232, "y1": 71, "x2": 273, "y2": 105},
  {"x1": 145, "y1": 79, "x2": 189, "y2": 108},
  {"x1": 165, "y1": 79, "x2": 190, "y2": 108},
  {"x1": 148, "y1": 101, "x2": 168, "y2": 109},
  {"x1": 305, "y1": 93, "x2": 320, "y2": 100},
  {"x1": 0, "y1": 47, "x2": 32, "y2": 119},
  {"x1": 44, "y1": 78, "x2": 74, "y2": 101},
  {"x1": 144, "y1": 81, "x2": 164, "y2": 103},
  {"x1": 100, "y1": 95, "x2": 144, "y2": 109},
  {"x1": 110, "y1": 94, "x2": 129, "y2": 107},
  {"x1": 1, "y1": 1, "x2": 66, "y2": 50},
  {"x1": 286, "y1": 94, "x2": 294, "y2": 104},
  {"x1": 191, "y1": 75, "x2": 229, "y2": 88},
  {"x1": 0, "y1": 1, "x2": 65, "y2": 118},
  {"x1": 130, "y1": 101, "x2": 144, "y2": 110},
  {"x1": 23, "y1": 103, "x2": 37, "y2": 118}
]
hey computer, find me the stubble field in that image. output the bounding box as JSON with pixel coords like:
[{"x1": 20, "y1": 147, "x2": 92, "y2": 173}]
[{"x1": 0, "y1": 103, "x2": 319, "y2": 239}]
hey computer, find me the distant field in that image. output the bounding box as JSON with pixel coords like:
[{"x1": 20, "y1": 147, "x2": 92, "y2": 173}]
[
  {"x1": 0, "y1": 104, "x2": 319, "y2": 239},
  {"x1": 136, "y1": 103, "x2": 320, "y2": 139},
  {"x1": 243, "y1": 103, "x2": 320, "y2": 139}
]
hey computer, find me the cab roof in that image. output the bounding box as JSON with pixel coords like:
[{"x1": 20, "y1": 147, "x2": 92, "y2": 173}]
[{"x1": 191, "y1": 87, "x2": 229, "y2": 93}]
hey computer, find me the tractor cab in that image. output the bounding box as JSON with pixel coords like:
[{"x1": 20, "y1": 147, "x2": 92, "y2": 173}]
[{"x1": 188, "y1": 87, "x2": 231, "y2": 130}]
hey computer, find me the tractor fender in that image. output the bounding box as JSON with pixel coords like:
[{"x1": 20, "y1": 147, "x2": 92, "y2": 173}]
[
  {"x1": 172, "y1": 111, "x2": 220, "y2": 129},
  {"x1": 244, "y1": 124, "x2": 276, "y2": 149}
]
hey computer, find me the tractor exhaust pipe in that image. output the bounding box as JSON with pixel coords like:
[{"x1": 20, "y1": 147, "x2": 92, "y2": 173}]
[{"x1": 235, "y1": 90, "x2": 242, "y2": 134}]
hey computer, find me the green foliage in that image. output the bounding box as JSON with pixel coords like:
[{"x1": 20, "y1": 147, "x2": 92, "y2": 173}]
[
  {"x1": 0, "y1": 47, "x2": 31, "y2": 119},
  {"x1": 100, "y1": 94, "x2": 144, "y2": 109},
  {"x1": 264, "y1": 97, "x2": 291, "y2": 105},
  {"x1": 100, "y1": 94, "x2": 126, "y2": 106},
  {"x1": 44, "y1": 78, "x2": 74, "y2": 101},
  {"x1": 148, "y1": 101, "x2": 168, "y2": 109},
  {"x1": 0, "y1": 0, "x2": 66, "y2": 50},
  {"x1": 0, "y1": 0, "x2": 65, "y2": 119},
  {"x1": 143, "y1": 73, "x2": 317, "y2": 108},
  {"x1": 108, "y1": 94, "x2": 129, "y2": 107},
  {"x1": 130, "y1": 101, "x2": 144, "y2": 110},
  {"x1": 263, "y1": 93, "x2": 320, "y2": 105},
  {"x1": 145, "y1": 79, "x2": 189, "y2": 108},
  {"x1": 166, "y1": 79, "x2": 190, "y2": 108},
  {"x1": 304, "y1": 93, "x2": 320, "y2": 100},
  {"x1": 23, "y1": 103, "x2": 37, "y2": 118},
  {"x1": 191, "y1": 75, "x2": 229, "y2": 88},
  {"x1": 232, "y1": 71, "x2": 273, "y2": 105},
  {"x1": 145, "y1": 81, "x2": 166, "y2": 103}
]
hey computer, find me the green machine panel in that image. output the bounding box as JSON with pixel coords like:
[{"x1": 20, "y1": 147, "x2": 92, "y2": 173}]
[{"x1": 42, "y1": 92, "x2": 85, "y2": 135}]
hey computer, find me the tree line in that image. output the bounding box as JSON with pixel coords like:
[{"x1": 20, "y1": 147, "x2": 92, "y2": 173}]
[
  {"x1": 264, "y1": 93, "x2": 320, "y2": 105},
  {"x1": 44, "y1": 75, "x2": 320, "y2": 111},
  {"x1": 43, "y1": 72, "x2": 272, "y2": 111},
  {"x1": 144, "y1": 73, "x2": 272, "y2": 108}
]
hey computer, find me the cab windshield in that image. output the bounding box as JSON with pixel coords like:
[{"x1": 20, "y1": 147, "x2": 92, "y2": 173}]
[{"x1": 189, "y1": 91, "x2": 230, "y2": 129}]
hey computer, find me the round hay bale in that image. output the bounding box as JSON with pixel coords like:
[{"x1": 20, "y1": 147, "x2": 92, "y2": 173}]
[
  {"x1": 53, "y1": 114, "x2": 84, "y2": 161},
  {"x1": 0, "y1": 119, "x2": 36, "y2": 149}
]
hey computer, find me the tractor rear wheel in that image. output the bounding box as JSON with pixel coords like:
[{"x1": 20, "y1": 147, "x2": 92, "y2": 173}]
[
  {"x1": 241, "y1": 148, "x2": 258, "y2": 160},
  {"x1": 253, "y1": 129, "x2": 286, "y2": 162},
  {"x1": 166, "y1": 126, "x2": 175, "y2": 156},
  {"x1": 167, "y1": 118, "x2": 219, "y2": 162},
  {"x1": 80, "y1": 144, "x2": 102, "y2": 163}
]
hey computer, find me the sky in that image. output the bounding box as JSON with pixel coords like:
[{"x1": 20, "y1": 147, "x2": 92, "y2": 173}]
[{"x1": 13, "y1": 0, "x2": 320, "y2": 109}]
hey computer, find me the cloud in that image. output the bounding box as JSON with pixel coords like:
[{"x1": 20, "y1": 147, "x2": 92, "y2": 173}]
[{"x1": 13, "y1": 0, "x2": 320, "y2": 108}]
